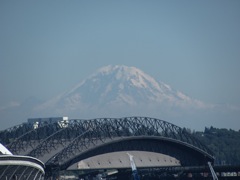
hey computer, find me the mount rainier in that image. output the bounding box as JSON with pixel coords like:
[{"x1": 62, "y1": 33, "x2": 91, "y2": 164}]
[
  {"x1": 4, "y1": 65, "x2": 238, "y2": 130},
  {"x1": 35, "y1": 65, "x2": 208, "y2": 118}
]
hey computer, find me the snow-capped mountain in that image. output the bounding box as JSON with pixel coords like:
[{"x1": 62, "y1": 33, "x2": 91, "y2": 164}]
[
  {"x1": 36, "y1": 65, "x2": 207, "y2": 117},
  {"x1": 2, "y1": 65, "x2": 240, "y2": 131}
]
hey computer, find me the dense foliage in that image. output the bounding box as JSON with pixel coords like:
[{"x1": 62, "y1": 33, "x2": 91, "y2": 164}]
[{"x1": 193, "y1": 127, "x2": 240, "y2": 165}]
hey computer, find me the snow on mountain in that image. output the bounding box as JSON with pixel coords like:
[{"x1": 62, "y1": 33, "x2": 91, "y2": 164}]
[
  {"x1": 36, "y1": 65, "x2": 208, "y2": 117},
  {"x1": 3, "y1": 65, "x2": 240, "y2": 131}
]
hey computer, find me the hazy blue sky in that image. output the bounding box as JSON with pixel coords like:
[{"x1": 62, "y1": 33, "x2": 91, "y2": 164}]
[{"x1": 1, "y1": 0, "x2": 240, "y2": 109}]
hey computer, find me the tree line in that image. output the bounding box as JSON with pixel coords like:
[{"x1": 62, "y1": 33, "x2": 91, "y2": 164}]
[{"x1": 193, "y1": 127, "x2": 240, "y2": 165}]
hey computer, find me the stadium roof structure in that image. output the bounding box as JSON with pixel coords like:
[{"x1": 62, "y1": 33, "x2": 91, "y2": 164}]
[
  {"x1": 0, "y1": 117, "x2": 214, "y2": 178},
  {"x1": 0, "y1": 143, "x2": 45, "y2": 180}
]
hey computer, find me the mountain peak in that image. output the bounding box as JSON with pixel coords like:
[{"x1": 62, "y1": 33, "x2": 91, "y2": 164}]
[
  {"x1": 2, "y1": 65, "x2": 238, "y2": 131},
  {"x1": 97, "y1": 65, "x2": 135, "y2": 72},
  {"x1": 36, "y1": 65, "x2": 208, "y2": 119},
  {"x1": 93, "y1": 65, "x2": 160, "y2": 89},
  {"x1": 96, "y1": 65, "x2": 146, "y2": 78}
]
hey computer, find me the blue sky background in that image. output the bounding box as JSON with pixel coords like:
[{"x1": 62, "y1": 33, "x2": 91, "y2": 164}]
[{"x1": 1, "y1": 1, "x2": 240, "y2": 117}]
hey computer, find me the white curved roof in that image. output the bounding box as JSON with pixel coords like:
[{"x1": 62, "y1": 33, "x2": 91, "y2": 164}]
[
  {"x1": 0, "y1": 155, "x2": 45, "y2": 179},
  {"x1": 70, "y1": 151, "x2": 181, "y2": 170},
  {"x1": 0, "y1": 143, "x2": 12, "y2": 155}
]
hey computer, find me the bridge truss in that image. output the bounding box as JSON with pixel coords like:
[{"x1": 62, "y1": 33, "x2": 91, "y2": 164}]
[{"x1": 0, "y1": 117, "x2": 214, "y2": 177}]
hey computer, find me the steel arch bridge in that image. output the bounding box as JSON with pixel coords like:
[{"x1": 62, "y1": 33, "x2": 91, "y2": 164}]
[{"x1": 0, "y1": 117, "x2": 214, "y2": 174}]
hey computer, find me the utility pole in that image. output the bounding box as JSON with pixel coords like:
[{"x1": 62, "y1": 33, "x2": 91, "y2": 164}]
[{"x1": 127, "y1": 153, "x2": 140, "y2": 180}]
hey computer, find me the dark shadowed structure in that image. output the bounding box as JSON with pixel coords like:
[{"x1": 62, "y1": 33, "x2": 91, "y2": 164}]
[{"x1": 0, "y1": 117, "x2": 214, "y2": 179}]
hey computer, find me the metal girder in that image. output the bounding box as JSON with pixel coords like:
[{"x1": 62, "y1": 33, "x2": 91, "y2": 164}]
[
  {"x1": 1, "y1": 116, "x2": 214, "y2": 176},
  {"x1": 45, "y1": 117, "x2": 213, "y2": 170},
  {"x1": 27, "y1": 120, "x2": 88, "y2": 160},
  {"x1": 5, "y1": 121, "x2": 63, "y2": 155},
  {"x1": 0, "y1": 123, "x2": 33, "y2": 145}
]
